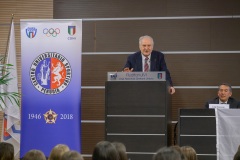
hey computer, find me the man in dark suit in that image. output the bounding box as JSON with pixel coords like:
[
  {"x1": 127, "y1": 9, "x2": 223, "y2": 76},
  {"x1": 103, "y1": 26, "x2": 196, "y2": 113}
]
[
  {"x1": 205, "y1": 83, "x2": 240, "y2": 108},
  {"x1": 123, "y1": 35, "x2": 175, "y2": 94}
]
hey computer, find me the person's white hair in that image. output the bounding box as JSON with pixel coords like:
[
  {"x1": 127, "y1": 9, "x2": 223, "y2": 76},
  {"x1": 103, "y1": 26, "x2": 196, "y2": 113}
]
[{"x1": 139, "y1": 35, "x2": 154, "y2": 46}]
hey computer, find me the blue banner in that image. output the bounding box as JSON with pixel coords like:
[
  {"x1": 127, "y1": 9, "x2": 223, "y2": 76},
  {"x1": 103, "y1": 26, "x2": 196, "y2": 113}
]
[{"x1": 20, "y1": 20, "x2": 82, "y2": 157}]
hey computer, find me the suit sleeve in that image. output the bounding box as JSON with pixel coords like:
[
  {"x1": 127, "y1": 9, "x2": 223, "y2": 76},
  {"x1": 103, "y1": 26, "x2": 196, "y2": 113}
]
[
  {"x1": 237, "y1": 101, "x2": 240, "y2": 108},
  {"x1": 123, "y1": 55, "x2": 132, "y2": 70},
  {"x1": 159, "y1": 53, "x2": 173, "y2": 86},
  {"x1": 205, "y1": 101, "x2": 210, "y2": 109}
]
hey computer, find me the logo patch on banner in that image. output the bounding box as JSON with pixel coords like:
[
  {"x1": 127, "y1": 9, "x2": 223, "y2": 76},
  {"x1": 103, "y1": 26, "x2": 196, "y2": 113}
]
[
  {"x1": 158, "y1": 73, "x2": 162, "y2": 79},
  {"x1": 3, "y1": 114, "x2": 11, "y2": 140},
  {"x1": 26, "y1": 27, "x2": 37, "y2": 38},
  {"x1": 68, "y1": 26, "x2": 76, "y2": 36},
  {"x1": 43, "y1": 109, "x2": 58, "y2": 124},
  {"x1": 30, "y1": 52, "x2": 72, "y2": 94},
  {"x1": 110, "y1": 73, "x2": 117, "y2": 80},
  {"x1": 43, "y1": 28, "x2": 60, "y2": 37}
]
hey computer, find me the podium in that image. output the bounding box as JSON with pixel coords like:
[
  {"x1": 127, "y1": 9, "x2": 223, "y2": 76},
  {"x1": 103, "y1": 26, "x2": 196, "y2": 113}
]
[
  {"x1": 105, "y1": 72, "x2": 171, "y2": 160},
  {"x1": 178, "y1": 109, "x2": 216, "y2": 160}
]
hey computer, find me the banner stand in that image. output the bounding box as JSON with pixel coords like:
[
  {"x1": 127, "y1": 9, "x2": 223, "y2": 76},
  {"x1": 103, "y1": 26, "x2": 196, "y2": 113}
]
[{"x1": 20, "y1": 19, "x2": 82, "y2": 157}]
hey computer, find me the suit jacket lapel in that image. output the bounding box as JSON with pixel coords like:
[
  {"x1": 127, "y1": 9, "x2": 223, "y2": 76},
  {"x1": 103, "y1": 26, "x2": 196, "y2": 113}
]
[
  {"x1": 215, "y1": 98, "x2": 219, "y2": 104},
  {"x1": 150, "y1": 52, "x2": 157, "y2": 71},
  {"x1": 136, "y1": 52, "x2": 142, "y2": 71}
]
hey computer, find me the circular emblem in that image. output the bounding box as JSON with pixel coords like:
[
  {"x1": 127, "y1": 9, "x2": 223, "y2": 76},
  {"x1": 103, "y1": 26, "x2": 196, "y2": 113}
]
[{"x1": 30, "y1": 52, "x2": 72, "y2": 94}]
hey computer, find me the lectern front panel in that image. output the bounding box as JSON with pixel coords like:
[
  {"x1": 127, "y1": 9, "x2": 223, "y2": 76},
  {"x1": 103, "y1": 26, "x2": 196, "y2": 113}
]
[
  {"x1": 107, "y1": 135, "x2": 165, "y2": 152},
  {"x1": 106, "y1": 81, "x2": 170, "y2": 160},
  {"x1": 180, "y1": 117, "x2": 216, "y2": 135},
  {"x1": 180, "y1": 136, "x2": 216, "y2": 153},
  {"x1": 106, "y1": 81, "x2": 167, "y2": 115},
  {"x1": 107, "y1": 117, "x2": 166, "y2": 134},
  {"x1": 179, "y1": 109, "x2": 216, "y2": 160}
]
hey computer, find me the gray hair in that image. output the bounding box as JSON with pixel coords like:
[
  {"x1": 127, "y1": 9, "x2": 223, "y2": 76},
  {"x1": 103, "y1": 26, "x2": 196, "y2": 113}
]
[
  {"x1": 218, "y1": 83, "x2": 232, "y2": 92},
  {"x1": 139, "y1": 35, "x2": 154, "y2": 46}
]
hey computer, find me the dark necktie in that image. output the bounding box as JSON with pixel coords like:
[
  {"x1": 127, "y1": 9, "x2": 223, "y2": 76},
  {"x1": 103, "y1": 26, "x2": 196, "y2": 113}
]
[{"x1": 144, "y1": 57, "x2": 149, "y2": 72}]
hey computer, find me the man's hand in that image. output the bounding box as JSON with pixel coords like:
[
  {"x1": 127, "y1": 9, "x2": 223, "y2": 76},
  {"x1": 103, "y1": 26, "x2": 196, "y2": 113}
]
[
  {"x1": 123, "y1": 67, "x2": 133, "y2": 72},
  {"x1": 169, "y1": 86, "x2": 175, "y2": 95}
]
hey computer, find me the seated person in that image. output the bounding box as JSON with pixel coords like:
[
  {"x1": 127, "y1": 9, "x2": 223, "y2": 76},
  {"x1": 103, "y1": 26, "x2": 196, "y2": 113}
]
[
  {"x1": 23, "y1": 149, "x2": 46, "y2": 160},
  {"x1": 234, "y1": 145, "x2": 240, "y2": 160},
  {"x1": 112, "y1": 141, "x2": 128, "y2": 160},
  {"x1": 92, "y1": 141, "x2": 119, "y2": 160},
  {"x1": 205, "y1": 83, "x2": 240, "y2": 109},
  {"x1": 61, "y1": 150, "x2": 84, "y2": 160},
  {"x1": 180, "y1": 146, "x2": 197, "y2": 160},
  {"x1": 0, "y1": 142, "x2": 14, "y2": 160},
  {"x1": 170, "y1": 145, "x2": 186, "y2": 160},
  {"x1": 48, "y1": 144, "x2": 70, "y2": 160},
  {"x1": 153, "y1": 146, "x2": 181, "y2": 160}
]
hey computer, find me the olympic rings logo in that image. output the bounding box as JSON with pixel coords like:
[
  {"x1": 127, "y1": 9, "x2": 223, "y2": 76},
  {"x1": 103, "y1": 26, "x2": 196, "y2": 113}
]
[{"x1": 43, "y1": 28, "x2": 60, "y2": 37}]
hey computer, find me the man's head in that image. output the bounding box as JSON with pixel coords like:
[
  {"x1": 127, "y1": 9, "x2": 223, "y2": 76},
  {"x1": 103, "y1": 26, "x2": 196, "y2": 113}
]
[
  {"x1": 218, "y1": 83, "x2": 232, "y2": 102},
  {"x1": 139, "y1": 35, "x2": 154, "y2": 57},
  {"x1": 153, "y1": 146, "x2": 181, "y2": 160}
]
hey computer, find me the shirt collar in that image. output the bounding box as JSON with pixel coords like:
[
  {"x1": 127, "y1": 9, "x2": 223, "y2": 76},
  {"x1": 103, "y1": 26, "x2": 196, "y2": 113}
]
[
  {"x1": 141, "y1": 53, "x2": 151, "y2": 60},
  {"x1": 219, "y1": 99, "x2": 228, "y2": 104}
]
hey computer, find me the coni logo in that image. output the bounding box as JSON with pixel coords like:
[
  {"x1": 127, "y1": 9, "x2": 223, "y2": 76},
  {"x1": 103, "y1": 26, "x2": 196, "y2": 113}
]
[{"x1": 68, "y1": 26, "x2": 76, "y2": 36}]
